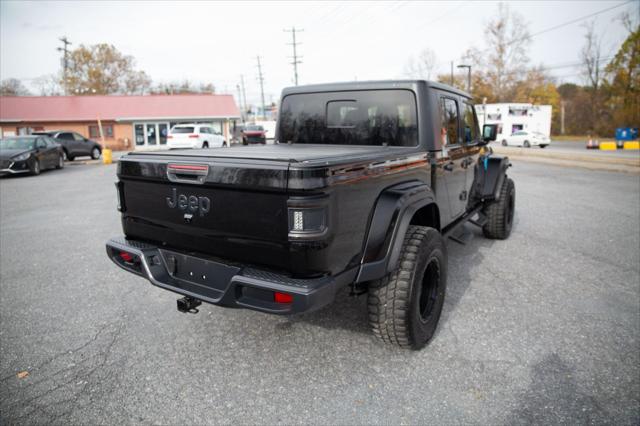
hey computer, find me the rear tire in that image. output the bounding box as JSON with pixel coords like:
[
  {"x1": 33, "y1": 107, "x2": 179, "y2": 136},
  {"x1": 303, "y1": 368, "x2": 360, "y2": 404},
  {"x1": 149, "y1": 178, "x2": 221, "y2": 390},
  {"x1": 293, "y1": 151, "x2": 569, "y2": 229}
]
[
  {"x1": 540, "y1": 144, "x2": 547, "y2": 149},
  {"x1": 62, "y1": 150, "x2": 68, "y2": 161},
  {"x1": 203, "y1": 142, "x2": 209, "y2": 149},
  {"x1": 501, "y1": 140, "x2": 508, "y2": 146},
  {"x1": 523, "y1": 140, "x2": 531, "y2": 148},
  {"x1": 482, "y1": 177, "x2": 515, "y2": 240},
  {"x1": 223, "y1": 141, "x2": 227, "y2": 147},
  {"x1": 56, "y1": 154, "x2": 64, "y2": 169},
  {"x1": 368, "y1": 226, "x2": 447, "y2": 350}
]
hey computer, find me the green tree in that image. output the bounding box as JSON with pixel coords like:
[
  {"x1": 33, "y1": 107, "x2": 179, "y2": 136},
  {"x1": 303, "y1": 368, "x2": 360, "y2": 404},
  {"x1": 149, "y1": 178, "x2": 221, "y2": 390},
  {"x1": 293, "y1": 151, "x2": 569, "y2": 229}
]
[{"x1": 65, "y1": 44, "x2": 151, "y2": 95}]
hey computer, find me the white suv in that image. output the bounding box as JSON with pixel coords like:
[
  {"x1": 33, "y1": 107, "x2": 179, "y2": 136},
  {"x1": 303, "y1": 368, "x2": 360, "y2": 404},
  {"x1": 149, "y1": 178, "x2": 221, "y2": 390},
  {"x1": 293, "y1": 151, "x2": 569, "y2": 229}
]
[{"x1": 167, "y1": 124, "x2": 226, "y2": 149}]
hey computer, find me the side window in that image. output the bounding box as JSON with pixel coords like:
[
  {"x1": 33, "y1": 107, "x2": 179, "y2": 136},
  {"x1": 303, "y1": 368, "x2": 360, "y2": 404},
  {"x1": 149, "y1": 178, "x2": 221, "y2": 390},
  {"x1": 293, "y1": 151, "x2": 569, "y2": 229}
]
[
  {"x1": 440, "y1": 98, "x2": 459, "y2": 146},
  {"x1": 72, "y1": 133, "x2": 85, "y2": 141},
  {"x1": 59, "y1": 133, "x2": 74, "y2": 140},
  {"x1": 199, "y1": 127, "x2": 207, "y2": 134},
  {"x1": 36, "y1": 138, "x2": 47, "y2": 149},
  {"x1": 463, "y1": 102, "x2": 479, "y2": 143},
  {"x1": 45, "y1": 137, "x2": 57, "y2": 147}
]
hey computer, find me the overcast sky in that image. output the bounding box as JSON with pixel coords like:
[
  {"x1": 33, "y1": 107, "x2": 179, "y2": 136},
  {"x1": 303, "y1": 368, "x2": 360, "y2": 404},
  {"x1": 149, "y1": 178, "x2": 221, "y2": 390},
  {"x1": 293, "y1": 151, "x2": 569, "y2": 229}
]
[{"x1": 1, "y1": 0, "x2": 638, "y2": 105}]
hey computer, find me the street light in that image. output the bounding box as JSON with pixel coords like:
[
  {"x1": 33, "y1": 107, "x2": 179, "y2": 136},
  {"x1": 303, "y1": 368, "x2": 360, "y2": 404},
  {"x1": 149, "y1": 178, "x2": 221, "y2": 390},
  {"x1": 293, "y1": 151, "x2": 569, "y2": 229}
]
[{"x1": 457, "y1": 64, "x2": 471, "y2": 93}]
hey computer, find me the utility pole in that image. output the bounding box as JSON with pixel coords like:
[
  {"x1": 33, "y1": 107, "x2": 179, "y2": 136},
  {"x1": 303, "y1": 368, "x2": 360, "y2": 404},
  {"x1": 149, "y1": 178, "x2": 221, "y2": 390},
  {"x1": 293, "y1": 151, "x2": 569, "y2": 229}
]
[
  {"x1": 256, "y1": 56, "x2": 266, "y2": 120},
  {"x1": 450, "y1": 61, "x2": 454, "y2": 86},
  {"x1": 239, "y1": 74, "x2": 248, "y2": 120},
  {"x1": 457, "y1": 64, "x2": 471, "y2": 93},
  {"x1": 236, "y1": 84, "x2": 244, "y2": 122},
  {"x1": 57, "y1": 36, "x2": 72, "y2": 95},
  {"x1": 284, "y1": 27, "x2": 303, "y2": 85},
  {"x1": 560, "y1": 100, "x2": 566, "y2": 135}
]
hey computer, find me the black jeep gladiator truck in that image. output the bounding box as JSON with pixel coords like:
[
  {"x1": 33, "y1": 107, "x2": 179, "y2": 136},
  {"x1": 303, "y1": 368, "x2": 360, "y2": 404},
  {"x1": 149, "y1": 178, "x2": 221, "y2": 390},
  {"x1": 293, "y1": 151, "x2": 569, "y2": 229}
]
[{"x1": 106, "y1": 80, "x2": 514, "y2": 349}]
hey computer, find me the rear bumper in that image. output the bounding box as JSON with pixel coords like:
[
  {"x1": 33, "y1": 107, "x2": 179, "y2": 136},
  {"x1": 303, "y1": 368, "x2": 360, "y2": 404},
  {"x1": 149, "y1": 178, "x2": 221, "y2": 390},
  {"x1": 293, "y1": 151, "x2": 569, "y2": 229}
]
[
  {"x1": 167, "y1": 140, "x2": 197, "y2": 149},
  {"x1": 106, "y1": 236, "x2": 352, "y2": 315}
]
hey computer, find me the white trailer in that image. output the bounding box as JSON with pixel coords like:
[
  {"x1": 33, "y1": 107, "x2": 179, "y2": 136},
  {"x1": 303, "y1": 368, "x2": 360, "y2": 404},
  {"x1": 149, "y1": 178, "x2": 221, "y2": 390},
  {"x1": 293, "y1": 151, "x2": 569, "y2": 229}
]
[{"x1": 476, "y1": 103, "x2": 552, "y2": 140}]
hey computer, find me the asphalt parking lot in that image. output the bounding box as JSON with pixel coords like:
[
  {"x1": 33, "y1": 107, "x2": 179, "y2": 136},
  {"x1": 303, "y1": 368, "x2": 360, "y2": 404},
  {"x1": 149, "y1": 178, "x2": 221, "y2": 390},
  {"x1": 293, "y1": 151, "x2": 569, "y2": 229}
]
[{"x1": 1, "y1": 158, "x2": 639, "y2": 424}]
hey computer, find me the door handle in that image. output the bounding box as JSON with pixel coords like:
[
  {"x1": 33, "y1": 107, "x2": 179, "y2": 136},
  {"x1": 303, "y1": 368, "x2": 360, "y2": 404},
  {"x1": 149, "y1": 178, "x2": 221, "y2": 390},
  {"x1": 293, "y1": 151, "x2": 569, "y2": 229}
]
[{"x1": 443, "y1": 162, "x2": 454, "y2": 171}]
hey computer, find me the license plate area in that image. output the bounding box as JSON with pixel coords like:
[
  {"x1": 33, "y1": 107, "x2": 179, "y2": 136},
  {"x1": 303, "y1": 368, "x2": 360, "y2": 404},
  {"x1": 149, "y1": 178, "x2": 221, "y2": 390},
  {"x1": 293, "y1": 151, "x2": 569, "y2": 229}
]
[{"x1": 158, "y1": 249, "x2": 240, "y2": 291}]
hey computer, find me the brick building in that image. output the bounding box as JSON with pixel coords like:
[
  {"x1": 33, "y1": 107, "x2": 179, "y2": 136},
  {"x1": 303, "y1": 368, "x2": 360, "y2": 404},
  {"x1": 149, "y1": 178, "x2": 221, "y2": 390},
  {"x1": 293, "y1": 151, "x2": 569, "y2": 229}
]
[{"x1": 0, "y1": 94, "x2": 240, "y2": 150}]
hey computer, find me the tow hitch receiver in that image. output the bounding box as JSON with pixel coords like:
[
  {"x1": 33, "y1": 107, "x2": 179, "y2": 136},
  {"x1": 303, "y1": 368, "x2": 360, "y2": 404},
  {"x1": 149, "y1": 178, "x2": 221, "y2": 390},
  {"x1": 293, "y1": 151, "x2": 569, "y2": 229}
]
[{"x1": 177, "y1": 296, "x2": 201, "y2": 313}]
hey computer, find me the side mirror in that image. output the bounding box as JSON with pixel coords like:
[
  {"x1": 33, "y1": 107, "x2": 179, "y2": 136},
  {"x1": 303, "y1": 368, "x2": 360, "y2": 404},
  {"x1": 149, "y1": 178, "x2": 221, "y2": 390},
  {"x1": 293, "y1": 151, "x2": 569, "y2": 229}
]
[{"x1": 482, "y1": 124, "x2": 498, "y2": 143}]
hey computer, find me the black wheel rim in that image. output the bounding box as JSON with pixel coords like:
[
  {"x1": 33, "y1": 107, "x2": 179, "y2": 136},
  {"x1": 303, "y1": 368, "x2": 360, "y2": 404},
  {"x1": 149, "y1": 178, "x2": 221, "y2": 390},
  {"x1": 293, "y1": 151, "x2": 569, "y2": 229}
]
[{"x1": 419, "y1": 258, "x2": 441, "y2": 323}]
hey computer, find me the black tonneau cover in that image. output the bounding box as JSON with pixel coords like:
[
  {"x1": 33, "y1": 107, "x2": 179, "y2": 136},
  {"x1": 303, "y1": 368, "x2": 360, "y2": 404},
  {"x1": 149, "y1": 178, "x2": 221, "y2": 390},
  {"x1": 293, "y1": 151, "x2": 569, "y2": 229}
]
[{"x1": 125, "y1": 144, "x2": 412, "y2": 165}]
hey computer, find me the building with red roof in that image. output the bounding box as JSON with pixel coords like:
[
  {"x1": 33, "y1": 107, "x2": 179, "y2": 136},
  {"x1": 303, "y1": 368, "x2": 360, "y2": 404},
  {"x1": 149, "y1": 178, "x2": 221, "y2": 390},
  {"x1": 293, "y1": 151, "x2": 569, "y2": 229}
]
[{"x1": 0, "y1": 94, "x2": 241, "y2": 150}]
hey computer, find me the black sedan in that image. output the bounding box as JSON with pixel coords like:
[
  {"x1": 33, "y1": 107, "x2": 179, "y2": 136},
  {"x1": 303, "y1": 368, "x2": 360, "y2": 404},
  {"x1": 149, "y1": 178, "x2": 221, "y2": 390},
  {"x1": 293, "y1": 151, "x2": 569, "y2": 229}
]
[
  {"x1": 32, "y1": 130, "x2": 102, "y2": 161},
  {"x1": 0, "y1": 136, "x2": 64, "y2": 176}
]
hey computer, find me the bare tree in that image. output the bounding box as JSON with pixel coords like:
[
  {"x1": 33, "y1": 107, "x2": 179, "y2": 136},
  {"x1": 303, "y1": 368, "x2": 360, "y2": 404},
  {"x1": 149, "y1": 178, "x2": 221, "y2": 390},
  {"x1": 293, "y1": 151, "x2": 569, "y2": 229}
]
[
  {"x1": 404, "y1": 48, "x2": 437, "y2": 80},
  {"x1": 580, "y1": 20, "x2": 606, "y2": 132},
  {"x1": 0, "y1": 78, "x2": 31, "y2": 96},
  {"x1": 581, "y1": 20, "x2": 603, "y2": 91},
  {"x1": 33, "y1": 74, "x2": 63, "y2": 96},
  {"x1": 481, "y1": 3, "x2": 531, "y2": 101}
]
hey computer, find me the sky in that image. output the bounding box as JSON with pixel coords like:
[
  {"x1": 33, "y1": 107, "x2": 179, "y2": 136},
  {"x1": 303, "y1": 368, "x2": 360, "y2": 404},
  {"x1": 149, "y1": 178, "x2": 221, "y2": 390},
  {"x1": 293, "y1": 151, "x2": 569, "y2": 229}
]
[{"x1": 1, "y1": 0, "x2": 638, "y2": 106}]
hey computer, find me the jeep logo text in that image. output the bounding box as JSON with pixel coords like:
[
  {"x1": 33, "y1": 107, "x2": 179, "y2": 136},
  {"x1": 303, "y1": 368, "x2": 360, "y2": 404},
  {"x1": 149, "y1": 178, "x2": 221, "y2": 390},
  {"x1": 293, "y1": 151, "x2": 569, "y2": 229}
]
[{"x1": 166, "y1": 188, "x2": 211, "y2": 217}]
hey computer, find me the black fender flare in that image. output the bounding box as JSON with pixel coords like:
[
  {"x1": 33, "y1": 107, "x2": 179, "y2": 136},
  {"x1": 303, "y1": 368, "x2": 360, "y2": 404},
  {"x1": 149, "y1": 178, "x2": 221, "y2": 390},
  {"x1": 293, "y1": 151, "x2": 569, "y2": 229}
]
[
  {"x1": 471, "y1": 155, "x2": 511, "y2": 202},
  {"x1": 356, "y1": 180, "x2": 436, "y2": 283}
]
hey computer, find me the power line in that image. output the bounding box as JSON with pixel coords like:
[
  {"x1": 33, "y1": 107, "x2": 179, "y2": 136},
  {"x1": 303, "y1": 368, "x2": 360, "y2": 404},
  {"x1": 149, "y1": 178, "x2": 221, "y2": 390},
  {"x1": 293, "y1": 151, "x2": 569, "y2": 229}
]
[
  {"x1": 256, "y1": 56, "x2": 266, "y2": 119},
  {"x1": 508, "y1": 0, "x2": 633, "y2": 46},
  {"x1": 540, "y1": 55, "x2": 614, "y2": 71},
  {"x1": 284, "y1": 27, "x2": 303, "y2": 85},
  {"x1": 56, "y1": 36, "x2": 71, "y2": 95}
]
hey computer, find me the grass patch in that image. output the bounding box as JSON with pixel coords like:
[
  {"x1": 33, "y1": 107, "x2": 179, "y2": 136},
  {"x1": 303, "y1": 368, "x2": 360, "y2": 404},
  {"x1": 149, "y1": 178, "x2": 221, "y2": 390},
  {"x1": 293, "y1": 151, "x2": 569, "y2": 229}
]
[{"x1": 551, "y1": 135, "x2": 615, "y2": 143}]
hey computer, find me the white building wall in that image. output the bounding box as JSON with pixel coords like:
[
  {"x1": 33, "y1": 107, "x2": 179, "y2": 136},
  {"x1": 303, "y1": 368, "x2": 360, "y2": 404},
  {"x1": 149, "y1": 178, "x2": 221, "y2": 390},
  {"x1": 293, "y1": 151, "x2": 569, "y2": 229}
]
[{"x1": 477, "y1": 103, "x2": 552, "y2": 140}]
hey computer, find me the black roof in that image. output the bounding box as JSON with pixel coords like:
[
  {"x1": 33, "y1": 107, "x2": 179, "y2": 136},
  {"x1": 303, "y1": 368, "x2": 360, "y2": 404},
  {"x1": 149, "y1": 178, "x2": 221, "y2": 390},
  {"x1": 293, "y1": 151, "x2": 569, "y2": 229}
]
[{"x1": 281, "y1": 79, "x2": 471, "y2": 98}]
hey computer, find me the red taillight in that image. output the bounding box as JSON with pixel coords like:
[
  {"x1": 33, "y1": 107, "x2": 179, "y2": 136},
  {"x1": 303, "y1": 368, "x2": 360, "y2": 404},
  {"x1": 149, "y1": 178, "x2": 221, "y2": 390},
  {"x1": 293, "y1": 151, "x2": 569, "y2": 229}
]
[
  {"x1": 274, "y1": 292, "x2": 293, "y2": 304},
  {"x1": 167, "y1": 135, "x2": 173, "y2": 139},
  {"x1": 188, "y1": 134, "x2": 199, "y2": 138},
  {"x1": 119, "y1": 251, "x2": 134, "y2": 262}
]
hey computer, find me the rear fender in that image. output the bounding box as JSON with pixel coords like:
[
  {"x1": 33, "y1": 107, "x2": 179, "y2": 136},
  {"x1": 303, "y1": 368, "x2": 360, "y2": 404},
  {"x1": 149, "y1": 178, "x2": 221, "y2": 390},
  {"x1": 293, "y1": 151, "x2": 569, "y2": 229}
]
[
  {"x1": 471, "y1": 155, "x2": 511, "y2": 202},
  {"x1": 356, "y1": 181, "x2": 436, "y2": 283}
]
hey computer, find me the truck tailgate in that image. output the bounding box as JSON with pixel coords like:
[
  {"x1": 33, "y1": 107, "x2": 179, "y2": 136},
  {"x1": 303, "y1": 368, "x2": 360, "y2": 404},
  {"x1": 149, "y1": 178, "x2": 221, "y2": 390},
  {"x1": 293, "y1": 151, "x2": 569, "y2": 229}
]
[{"x1": 117, "y1": 152, "x2": 291, "y2": 268}]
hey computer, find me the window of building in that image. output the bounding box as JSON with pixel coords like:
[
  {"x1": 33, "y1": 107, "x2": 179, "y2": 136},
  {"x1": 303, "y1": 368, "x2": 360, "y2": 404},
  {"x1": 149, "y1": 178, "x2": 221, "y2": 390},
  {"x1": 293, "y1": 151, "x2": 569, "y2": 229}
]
[
  {"x1": 135, "y1": 124, "x2": 145, "y2": 145},
  {"x1": 89, "y1": 124, "x2": 114, "y2": 139},
  {"x1": 440, "y1": 98, "x2": 459, "y2": 146}
]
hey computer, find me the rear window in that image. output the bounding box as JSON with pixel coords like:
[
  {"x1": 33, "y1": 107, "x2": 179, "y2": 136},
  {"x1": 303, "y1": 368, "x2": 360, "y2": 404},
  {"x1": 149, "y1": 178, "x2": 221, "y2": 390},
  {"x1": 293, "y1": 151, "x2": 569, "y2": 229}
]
[
  {"x1": 171, "y1": 127, "x2": 195, "y2": 134},
  {"x1": 245, "y1": 125, "x2": 264, "y2": 131},
  {"x1": 278, "y1": 89, "x2": 418, "y2": 146}
]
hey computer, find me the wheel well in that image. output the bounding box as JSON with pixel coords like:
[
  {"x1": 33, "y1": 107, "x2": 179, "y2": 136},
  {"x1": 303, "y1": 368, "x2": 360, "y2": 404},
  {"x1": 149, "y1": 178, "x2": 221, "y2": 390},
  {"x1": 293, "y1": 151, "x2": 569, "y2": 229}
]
[{"x1": 410, "y1": 203, "x2": 440, "y2": 231}]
